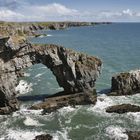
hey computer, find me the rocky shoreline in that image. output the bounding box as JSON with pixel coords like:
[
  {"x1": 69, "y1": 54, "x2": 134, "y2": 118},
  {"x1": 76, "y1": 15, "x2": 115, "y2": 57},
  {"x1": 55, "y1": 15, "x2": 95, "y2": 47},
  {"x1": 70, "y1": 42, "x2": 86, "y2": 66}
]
[
  {"x1": 0, "y1": 36, "x2": 101, "y2": 114},
  {"x1": 0, "y1": 22, "x2": 140, "y2": 139}
]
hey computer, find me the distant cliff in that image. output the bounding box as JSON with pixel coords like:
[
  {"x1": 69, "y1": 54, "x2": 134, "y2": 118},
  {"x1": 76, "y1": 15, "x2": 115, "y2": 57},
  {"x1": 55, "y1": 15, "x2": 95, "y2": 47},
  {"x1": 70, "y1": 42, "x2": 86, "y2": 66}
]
[{"x1": 0, "y1": 21, "x2": 111, "y2": 38}]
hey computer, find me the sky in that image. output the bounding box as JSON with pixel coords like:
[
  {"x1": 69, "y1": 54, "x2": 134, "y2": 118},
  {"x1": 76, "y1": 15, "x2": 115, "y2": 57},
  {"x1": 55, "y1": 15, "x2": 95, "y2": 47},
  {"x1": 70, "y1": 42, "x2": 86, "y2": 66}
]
[{"x1": 0, "y1": 0, "x2": 140, "y2": 22}]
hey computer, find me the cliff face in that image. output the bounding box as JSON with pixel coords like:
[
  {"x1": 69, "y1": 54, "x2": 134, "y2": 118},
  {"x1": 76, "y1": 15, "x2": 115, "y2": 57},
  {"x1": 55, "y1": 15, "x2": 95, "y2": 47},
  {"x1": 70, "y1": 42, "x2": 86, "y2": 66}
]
[
  {"x1": 0, "y1": 22, "x2": 95, "y2": 37},
  {"x1": 110, "y1": 70, "x2": 140, "y2": 95},
  {"x1": 0, "y1": 37, "x2": 102, "y2": 114}
]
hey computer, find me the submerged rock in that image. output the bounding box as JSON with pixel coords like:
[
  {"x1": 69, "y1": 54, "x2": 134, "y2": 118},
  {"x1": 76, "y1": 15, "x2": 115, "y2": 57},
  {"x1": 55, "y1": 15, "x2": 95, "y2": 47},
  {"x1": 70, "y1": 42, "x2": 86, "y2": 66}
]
[
  {"x1": 110, "y1": 70, "x2": 140, "y2": 96},
  {"x1": 126, "y1": 131, "x2": 140, "y2": 140},
  {"x1": 0, "y1": 37, "x2": 102, "y2": 114},
  {"x1": 33, "y1": 134, "x2": 53, "y2": 140},
  {"x1": 106, "y1": 104, "x2": 140, "y2": 114}
]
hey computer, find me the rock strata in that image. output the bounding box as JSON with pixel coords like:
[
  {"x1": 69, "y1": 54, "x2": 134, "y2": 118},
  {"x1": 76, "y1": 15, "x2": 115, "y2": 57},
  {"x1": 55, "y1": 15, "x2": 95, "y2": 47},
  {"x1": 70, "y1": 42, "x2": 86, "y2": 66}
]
[
  {"x1": 106, "y1": 104, "x2": 140, "y2": 114},
  {"x1": 0, "y1": 37, "x2": 102, "y2": 114},
  {"x1": 110, "y1": 70, "x2": 140, "y2": 95}
]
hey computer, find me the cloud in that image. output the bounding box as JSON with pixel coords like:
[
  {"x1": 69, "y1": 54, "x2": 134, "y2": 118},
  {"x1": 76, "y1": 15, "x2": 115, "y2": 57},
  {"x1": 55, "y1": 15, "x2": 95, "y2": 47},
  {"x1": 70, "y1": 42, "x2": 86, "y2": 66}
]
[
  {"x1": 0, "y1": 8, "x2": 24, "y2": 21},
  {"x1": 0, "y1": 1, "x2": 140, "y2": 22},
  {"x1": 122, "y1": 9, "x2": 133, "y2": 16},
  {"x1": 32, "y1": 3, "x2": 78, "y2": 16},
  {"x1": 0, "y1": 0, "x2": 19, "y2": 10}
]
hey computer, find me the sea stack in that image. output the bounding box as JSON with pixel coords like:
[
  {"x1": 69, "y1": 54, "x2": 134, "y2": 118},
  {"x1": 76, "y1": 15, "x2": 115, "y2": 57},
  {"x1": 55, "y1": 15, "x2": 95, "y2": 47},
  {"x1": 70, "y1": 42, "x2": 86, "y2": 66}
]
[{"x1": 109, "y1": 70, "x2": 140, "y2": 96}]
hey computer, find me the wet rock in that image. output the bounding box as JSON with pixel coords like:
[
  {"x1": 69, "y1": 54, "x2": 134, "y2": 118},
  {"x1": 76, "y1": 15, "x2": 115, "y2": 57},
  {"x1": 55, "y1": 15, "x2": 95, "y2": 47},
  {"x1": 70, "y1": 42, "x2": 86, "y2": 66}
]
[
  {"x1": 33, "y1": 134, "x2": 53, "y2": 140},
  {"x1": 109, "y1": 70, "x2": 140, "y2": 96},
  {"x1": 126, "y1": 131, "x2": 140, "y2": 140},
  {"x1": 30, "y1": 92, "x2": 97, "y2": 113},
  {"x1": 0, "y1": 37, "x2": 101, "y2": 114},
  {"x1": 106, "y1": 104, "x2": 140, "y2": 114}
]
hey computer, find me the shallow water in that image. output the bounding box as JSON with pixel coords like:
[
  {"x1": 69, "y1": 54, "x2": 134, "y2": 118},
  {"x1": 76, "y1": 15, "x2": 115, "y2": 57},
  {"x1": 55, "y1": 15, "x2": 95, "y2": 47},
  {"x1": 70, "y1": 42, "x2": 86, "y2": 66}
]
[{"x1": 0, "y1": 23, "x2": 140, "y2": 140}]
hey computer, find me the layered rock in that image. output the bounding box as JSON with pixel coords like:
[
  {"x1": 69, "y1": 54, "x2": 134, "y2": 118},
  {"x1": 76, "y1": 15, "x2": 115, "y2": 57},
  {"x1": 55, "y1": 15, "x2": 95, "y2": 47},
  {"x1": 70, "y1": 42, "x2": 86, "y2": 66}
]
[
  {"x1": 0, "y1": 37, "x2": 102, "y2": 114},
  {"x1": 106, "y1": 104, "x2": 140, "y2": 114},
  {"x1": 110, "y1": 70, "x2": 140, "y2": 96}
]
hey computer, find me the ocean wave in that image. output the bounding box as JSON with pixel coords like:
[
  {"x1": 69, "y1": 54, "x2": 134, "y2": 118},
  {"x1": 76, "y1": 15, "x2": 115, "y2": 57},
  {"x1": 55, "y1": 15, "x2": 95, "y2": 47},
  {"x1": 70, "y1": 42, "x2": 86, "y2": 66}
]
[
  {"x1": 88, "y1": 93, "x2": 140, "y2": 116},
  {"x1": 23, "y1": 116, "x2": 44, "y2": 126},
  {"x1": 34, "y1": 72, "x2": 45, "y2": 78},
  {"x1": 126, "y1": 112, "x2": 140, "y2": 123},
  {"x1": 53, "y1": 127, "x2": 72, "y2": 140},
  {"x1": 105, "y1": 126, "x2": 128, "y2": 140},
  {"x1": 23, "y1": 72, "x2": 30, "y2": 77},
  {"x1": 5, "y1": 129, "x2": 43, "y2": 140},
  {"x1": 15, "y1": 80, "x2": 33, "y2": 95},
  {"x1": 47, "y1": 34, "x2": 52, "y2": 37}
]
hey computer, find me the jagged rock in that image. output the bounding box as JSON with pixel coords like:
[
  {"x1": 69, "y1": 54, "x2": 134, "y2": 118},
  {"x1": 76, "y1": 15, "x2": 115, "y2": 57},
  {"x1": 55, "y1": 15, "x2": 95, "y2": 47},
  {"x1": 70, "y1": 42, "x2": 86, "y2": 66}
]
[
  {"x1": 33, "y1": 134, "x2": 53, "y2": 140},
  {"x1": 106, "y1": 104, "x2": 140, "y2": 114},
  {"x1": 30, "y1": 91, "x2": 97, "y2": 113},
  {"x1": 109, "y1": 70, "x2": 140, "y2": 96},
  {"x1": 0, "y1": 37, "x2": 102, "y2": 114},
  {"x1": 126, "y1": 131, "x2": 140, "y2": 140}
]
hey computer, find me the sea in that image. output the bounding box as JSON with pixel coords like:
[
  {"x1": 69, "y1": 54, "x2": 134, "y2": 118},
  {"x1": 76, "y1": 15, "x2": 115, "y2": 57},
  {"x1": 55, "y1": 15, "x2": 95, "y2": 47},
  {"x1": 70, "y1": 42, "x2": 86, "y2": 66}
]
[{"x1": 0, "y1": 23, "x2": 140, "y2": 140}]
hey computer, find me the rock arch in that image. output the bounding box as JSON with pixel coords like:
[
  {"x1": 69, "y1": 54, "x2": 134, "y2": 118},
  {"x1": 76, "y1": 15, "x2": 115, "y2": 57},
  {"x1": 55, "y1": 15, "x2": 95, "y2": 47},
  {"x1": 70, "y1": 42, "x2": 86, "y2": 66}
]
[{"x1": 0, "y1": 37, "x2": 102, "y2": 114}]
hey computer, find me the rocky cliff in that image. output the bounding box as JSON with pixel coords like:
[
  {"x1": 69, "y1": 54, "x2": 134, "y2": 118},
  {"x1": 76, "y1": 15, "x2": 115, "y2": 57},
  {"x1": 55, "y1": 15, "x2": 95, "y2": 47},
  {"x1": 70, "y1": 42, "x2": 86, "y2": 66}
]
[
  {"x1": 110, "y1": 70, "x2": 140, "y2": 95},
  {"x1": 0, "y1": 37, "x2": 102, "y2": 114}
]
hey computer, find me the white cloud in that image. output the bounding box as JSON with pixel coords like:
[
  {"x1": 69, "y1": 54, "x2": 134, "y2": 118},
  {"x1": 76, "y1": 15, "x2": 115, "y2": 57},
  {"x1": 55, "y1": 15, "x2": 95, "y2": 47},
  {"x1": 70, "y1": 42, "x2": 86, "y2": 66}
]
[
  {"x1": 0, "y1": 2, "x2": 140, "y2": 22},
  {"x1": 0, "y1": 8, "x2": 24, "y2": 21},
  {"x1": 122, "y1": 9, "x2": 133, "y2": 16},
  {"x1": 32, "y1": 3, "x2": 78, "y2": 16},
  {"x1": 136, "y1": 12, "x2": 140, "y2": 17},
  {"x1": 99, "y1": 11, "x2": 122, "y2": 18}
]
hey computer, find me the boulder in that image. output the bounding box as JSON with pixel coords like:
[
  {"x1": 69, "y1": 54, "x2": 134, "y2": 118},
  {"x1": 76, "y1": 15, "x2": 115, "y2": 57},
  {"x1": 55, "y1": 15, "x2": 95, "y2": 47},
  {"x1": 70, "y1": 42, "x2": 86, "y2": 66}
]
[
  {"x1": 110, "y1": 70, "x2": 140, "y2": 95},
  {"x1": 106, "y1": 104, "x2": 140, "y2": 114},
  {"x1": 126, "y1": 131, "x2": 140, "y2": 140},
  {"x1": 33, "y1": 134, "x2": 53, "y2": 140}
]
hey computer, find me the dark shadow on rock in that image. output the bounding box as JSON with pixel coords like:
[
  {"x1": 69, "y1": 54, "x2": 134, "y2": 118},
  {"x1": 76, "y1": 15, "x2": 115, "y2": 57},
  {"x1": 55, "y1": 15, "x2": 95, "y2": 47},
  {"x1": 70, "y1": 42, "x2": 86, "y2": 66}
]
[
  {"x1": 17, "y1": 94, "x2": 50, "y2": 102},
  {"x1": 17, "y1": 91, "x2": 71, "y2": 102},
  {"x1": 98, "y1": 88, "x2": 111, "y2": 94}
]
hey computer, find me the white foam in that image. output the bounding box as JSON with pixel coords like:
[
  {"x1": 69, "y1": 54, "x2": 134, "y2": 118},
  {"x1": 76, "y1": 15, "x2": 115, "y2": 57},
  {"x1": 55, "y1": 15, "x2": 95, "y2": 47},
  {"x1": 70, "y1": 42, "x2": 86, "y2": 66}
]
[
  {"x1": 23, "y1": 72, "x2": 30, "y2": 77},
  {"x1": 88, "y1": 93, "x2": 140, "y2": 116},
  {"x1": 47, "y1": 34, "x2": 52, "y2": 37},
  {"x1": 105, "y1": 126, "x2": 128, "y2": 140},
  {"x1": 53, "y1": 128, "x2": 72, "y2": 140},
  {"x1": 13, "y1": 108, "x2": 43, "y2": 116},
  {"x1": 15, "y1": 80, "x2": 33, "y2": 94},
  {"x1": 6, "y1": 129, "x2": 43, "y2": 140},
  {"x1": 58, "y1": 106, "x2": 76, "y2": 117},
  {"x1": 88, "y1": 94, "x2": 115, "y2": 115},
  {"x1": 23, "y1": 116, "x2": 44, "y2": 126},
  {"x1": 34, "y1": 72, "x2": 45, "y2": 78},
  {"x1": 126, "y1": 112, "x2": 140, "y2": 123}
]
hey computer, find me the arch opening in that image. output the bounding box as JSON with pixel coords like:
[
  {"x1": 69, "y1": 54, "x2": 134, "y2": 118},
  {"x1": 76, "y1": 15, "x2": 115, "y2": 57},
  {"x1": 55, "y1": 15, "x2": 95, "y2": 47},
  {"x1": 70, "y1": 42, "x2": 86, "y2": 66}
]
[{"x1": 17, "y1": 64, "x2": 63, "y2": 102}]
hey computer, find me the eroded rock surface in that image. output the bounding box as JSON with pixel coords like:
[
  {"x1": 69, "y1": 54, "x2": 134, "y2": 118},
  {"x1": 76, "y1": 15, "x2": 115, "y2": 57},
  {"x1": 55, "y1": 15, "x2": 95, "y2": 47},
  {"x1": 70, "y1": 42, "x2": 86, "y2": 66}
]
[
  {"x1": 30, "y1": 91, "x2": 97, "y2": 113},
  {"x1": 110, "y1": 70, "x2": 140, "y2": 96},
  {"x1": 106, "y1": 104, "x2": 140, "y2": 114},
  {"x1": 0, "y1": 37, "x2": 102, "y2": 114}
]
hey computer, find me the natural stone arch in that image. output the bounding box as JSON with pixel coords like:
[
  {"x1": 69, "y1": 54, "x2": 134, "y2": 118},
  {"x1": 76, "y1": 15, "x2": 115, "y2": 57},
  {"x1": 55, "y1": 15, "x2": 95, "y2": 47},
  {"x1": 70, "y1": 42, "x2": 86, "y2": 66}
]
[{"x1": 0, "y1": 37, "x2": 102, "y2": 114}]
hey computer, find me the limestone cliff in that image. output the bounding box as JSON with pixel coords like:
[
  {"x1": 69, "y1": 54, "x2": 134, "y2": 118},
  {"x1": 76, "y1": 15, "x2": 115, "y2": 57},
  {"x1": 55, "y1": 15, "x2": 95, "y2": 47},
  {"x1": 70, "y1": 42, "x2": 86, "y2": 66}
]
[{"x1": 0, "y1": 37, "x2": 102, "y2": 114}]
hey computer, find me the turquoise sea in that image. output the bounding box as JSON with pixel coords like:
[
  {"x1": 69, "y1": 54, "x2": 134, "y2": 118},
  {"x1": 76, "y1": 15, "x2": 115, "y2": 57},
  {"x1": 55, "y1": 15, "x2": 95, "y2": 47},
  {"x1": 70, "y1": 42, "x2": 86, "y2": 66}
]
[{"x1": 0, "y1": 23, "x2": 140, "y2": 140}]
